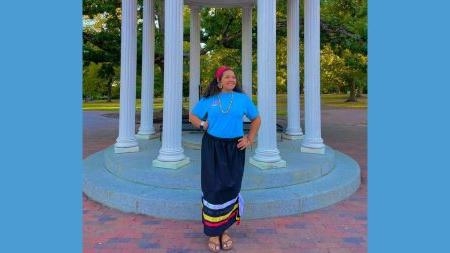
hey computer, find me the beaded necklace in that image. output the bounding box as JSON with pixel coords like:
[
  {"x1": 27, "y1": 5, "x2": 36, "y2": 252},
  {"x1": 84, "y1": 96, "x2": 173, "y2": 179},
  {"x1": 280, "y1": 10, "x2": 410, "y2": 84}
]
[{"x1": 218, "y1": 92, "x2": 234, "y2": 114}]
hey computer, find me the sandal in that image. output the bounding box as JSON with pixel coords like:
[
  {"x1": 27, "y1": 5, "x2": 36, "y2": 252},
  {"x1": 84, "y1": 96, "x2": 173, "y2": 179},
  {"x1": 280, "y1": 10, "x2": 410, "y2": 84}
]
[
  {"x1": 208, "y1": 236, "x2": 221, "y2": 252},
  {"x1": 221, "y1": 232, "x2": 233, "y2": 250}
]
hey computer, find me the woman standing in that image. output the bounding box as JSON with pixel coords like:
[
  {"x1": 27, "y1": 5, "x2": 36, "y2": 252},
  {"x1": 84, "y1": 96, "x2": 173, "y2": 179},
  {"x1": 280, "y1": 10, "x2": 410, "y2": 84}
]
[{"x1": 189, "y1": 66, "x2": 261, "y2": 252}]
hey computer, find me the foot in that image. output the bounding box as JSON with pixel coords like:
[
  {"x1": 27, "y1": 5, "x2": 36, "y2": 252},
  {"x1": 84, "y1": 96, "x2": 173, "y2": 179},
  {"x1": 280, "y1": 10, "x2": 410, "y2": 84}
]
[
  {"x1": 208, "y1": 236, "x2": 221, "y2": 252},
  {"x1": 221, "y1": 232, "x2": 233, "y2": 250}
]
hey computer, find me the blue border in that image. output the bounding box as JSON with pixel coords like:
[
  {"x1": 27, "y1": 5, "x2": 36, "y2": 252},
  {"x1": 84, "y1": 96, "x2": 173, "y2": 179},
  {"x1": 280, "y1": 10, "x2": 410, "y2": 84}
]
[
  {"x1": 0, "y1": 1, "x2": 82, "y2": 252},
  {"x1": 369, "y1": 0, "x2": 450, "y2": 252},
  {"x1": 2, "y1": 0, "x2": 450, "y2": 252}
]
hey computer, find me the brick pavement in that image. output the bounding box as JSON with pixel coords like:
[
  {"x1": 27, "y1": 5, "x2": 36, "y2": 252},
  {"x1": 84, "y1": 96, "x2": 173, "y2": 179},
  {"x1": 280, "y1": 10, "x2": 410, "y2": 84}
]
[{"x1": 83, "y1": 107, "x2": 367, "y2": 253}]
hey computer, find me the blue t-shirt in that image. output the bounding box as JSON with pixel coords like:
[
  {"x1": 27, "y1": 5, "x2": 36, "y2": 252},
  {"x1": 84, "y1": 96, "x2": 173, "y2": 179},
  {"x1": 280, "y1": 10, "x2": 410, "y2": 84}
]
[{"x1": 192, "y1": 91, "x2": 259, "y2": 138}]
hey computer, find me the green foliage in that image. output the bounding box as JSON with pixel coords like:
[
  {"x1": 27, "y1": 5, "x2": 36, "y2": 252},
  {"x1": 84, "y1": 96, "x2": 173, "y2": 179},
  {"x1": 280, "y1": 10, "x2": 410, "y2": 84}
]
[
  {"x1": 83, "y1": 0, "x2": 367, "y2": 101},
  {"x1": 320, "y1": 44, "x2": 347, "y2": 93},
  {"x1": 276, "y1": 36, "x2": 288, "y2": 93},
  {"x1": 200, "y1": 8, "x2": 245, "y2": 50},
  {"x1": 83, "y1": 62, "x2": 106, "y2": 100},
  {"x1": 321, "y1": 0, "x2": 367, "y2": 99}
]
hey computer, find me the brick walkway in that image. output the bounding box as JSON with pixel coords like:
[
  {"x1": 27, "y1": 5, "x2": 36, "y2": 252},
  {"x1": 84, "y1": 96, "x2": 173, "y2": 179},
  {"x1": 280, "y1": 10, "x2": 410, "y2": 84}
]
[{"x1": 83, "y1": 108, "x2": 367, "y2": 253}]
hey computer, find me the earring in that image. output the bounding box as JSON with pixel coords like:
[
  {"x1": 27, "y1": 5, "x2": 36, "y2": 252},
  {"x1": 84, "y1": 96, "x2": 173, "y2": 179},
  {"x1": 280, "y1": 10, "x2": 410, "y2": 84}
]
[{"x1": 218, "y1": 83, "x2": 223, "y2": 89}]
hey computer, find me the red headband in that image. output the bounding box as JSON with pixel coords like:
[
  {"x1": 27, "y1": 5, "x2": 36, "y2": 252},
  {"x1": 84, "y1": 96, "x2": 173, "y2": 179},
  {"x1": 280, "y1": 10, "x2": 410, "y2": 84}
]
[{"x1": 214, "y1": 66, "x2": 231, "y2": 80}]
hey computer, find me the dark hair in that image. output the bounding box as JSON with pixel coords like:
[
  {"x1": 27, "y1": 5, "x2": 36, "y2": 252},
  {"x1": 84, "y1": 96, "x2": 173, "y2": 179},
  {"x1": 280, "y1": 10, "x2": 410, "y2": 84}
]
[{"x1": 202, "y1": 69, "x2": 243, "y2": 98}]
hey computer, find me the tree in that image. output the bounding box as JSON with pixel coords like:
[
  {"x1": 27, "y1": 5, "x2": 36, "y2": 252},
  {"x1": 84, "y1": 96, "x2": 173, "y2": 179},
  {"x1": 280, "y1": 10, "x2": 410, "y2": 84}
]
[
  {"x1": 83, "y1": 62, "x2": 107, "y2": 101},
  {"x1": 321, "y1": 0, "x2": 368, "y2": 101},
  {"x1": 82, "y1": 0, "x2": 367, "y2": 101},
  {"x1": 83, "y1": 0, "x2": 122, "y2": 101}
]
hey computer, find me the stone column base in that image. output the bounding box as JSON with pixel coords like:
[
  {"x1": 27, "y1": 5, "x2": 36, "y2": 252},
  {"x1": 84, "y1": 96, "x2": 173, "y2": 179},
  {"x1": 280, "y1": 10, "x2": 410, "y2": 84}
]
[
  {"x1": 249, "y1": 157, "x2": 287, "y2": 170},
  {"x1": 301, "y1": 146, "x2": 325, "y2": 154},
  {"x1": 152, "y1": 157, "x2": 190, "y2": 169},
  {"x1": 114, "y1": 145, "x2": 140, "y2": 154},
  {"x1": 136, "y1": 132, "x2": 160, "y2": 140},
  {"x1": 282, "y1": 132, "x2": 304, "y2": 140}
]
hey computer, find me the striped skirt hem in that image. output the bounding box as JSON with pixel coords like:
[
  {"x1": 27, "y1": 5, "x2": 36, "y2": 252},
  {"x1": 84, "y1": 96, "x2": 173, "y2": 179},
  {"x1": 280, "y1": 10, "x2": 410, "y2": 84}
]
[{"x1": 202, "y1": 193, "x2": 244, "y2": 236}]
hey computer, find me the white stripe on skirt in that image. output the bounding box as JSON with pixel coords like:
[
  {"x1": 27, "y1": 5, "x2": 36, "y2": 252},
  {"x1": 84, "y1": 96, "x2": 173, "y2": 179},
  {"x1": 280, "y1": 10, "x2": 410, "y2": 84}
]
[{"x1": 202, "y1": 193, "x2": 245, "y2": 216}]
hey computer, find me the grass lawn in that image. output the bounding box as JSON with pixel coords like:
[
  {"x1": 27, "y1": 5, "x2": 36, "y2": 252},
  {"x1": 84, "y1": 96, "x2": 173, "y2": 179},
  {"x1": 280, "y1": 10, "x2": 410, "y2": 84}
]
[{"x1": 82, "y1": 94, "x2": 367, "y2": 115}]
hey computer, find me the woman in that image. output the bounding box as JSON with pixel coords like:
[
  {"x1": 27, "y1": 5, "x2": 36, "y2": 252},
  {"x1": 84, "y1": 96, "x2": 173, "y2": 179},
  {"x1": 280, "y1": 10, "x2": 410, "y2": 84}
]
[{"x1": 189, "y1": 66, "x2": 261, "y2": 252}]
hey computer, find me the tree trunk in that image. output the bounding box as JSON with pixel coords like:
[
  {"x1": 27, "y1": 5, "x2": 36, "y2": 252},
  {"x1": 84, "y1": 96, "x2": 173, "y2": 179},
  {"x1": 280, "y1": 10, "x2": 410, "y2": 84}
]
[
  {"x1": 346, "y1": 81, "x2": 358, "y2": 102},
  {"x1": 155, "y1": 0, "x2": 164, "y2": 80},
  {"x1": 156, "y1": 59, "x2": 164, "y2": 80},
  {"x1": 107, "y1": 78, "x2": 113, "y2": 102},
  {"x1": 356, "y1": 87, "x2": 362, "y2": 98},
  {"x1": 155, "y1": 0, "x2": 164, "y2": 36}
]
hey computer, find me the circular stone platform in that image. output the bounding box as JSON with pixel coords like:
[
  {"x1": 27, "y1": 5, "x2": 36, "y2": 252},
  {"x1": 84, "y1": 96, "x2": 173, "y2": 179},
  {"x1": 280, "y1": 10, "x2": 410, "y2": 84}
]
[{"x1": 83, "y1": 132, "x2": 360, "y2": 220}]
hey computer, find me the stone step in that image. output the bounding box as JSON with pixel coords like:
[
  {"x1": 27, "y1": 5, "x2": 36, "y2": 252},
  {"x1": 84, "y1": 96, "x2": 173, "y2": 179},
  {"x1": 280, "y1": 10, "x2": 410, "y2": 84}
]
[
  {"x1": 83, "y1": 148, "x2": 360, "y2": 220},
  {"x1": 103, "y1": 138, "x2": 336, "y2": 190}
]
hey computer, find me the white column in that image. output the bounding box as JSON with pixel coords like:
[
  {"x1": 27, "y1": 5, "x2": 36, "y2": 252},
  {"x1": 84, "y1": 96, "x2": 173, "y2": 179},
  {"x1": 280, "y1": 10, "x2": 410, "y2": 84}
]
[
  {"x1": 189, "y1": 5, "x2": 201, "y2": 111},
  {"x1": 284, "y1": 0, "x2": 304, "y2": 140},
  {"x1": 301, "y1": 0, "x2": 325, "y2": 154},
  {"x1": 114, "y1": 0, "x2": 139, "y2": 154},
  {"x1": 250, "y1": 0, "x2": 286, "y2": 169},
  {"x1": 153, "y1": 0, "x2": 190, "y2": 169},
  {"x1": 242, "y1": 6, "x2": 252, "y2": 97},
  {"x1": 137, "y1": 0, "x2": 157, "y2": 139}
]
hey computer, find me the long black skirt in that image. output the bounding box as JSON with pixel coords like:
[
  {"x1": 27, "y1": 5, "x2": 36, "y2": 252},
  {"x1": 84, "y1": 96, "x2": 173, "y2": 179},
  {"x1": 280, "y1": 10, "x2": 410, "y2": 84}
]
[{"x1": 201, "y1": 132, "x2": 245, "y2": 237}]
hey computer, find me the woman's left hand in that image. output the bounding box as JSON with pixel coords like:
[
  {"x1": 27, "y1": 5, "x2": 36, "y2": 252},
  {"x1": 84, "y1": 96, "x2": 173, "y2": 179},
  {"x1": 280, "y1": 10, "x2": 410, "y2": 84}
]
[{"x1": 237, "y1": 135, "x2": 252, "y2": 150}]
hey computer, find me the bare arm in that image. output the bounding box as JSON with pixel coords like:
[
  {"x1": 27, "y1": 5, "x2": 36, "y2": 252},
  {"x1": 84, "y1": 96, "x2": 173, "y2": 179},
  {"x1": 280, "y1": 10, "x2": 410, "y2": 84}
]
[
  {"x1": 189, "y1": 112, "x2": 208, "y2": 130},
  {"x1": 247, "y1": 116, "x2": 261, "y2": 144},
  {"x1": 237, "y1": 116, "x2": 261, "y2": 150}
]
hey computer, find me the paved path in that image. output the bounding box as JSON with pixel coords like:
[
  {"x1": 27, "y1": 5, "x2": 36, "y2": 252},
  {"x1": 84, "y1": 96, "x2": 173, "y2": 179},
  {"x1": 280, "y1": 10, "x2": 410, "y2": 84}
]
[{"x1": 83, "y1": 108, "x2": 367, "y2": 253}]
